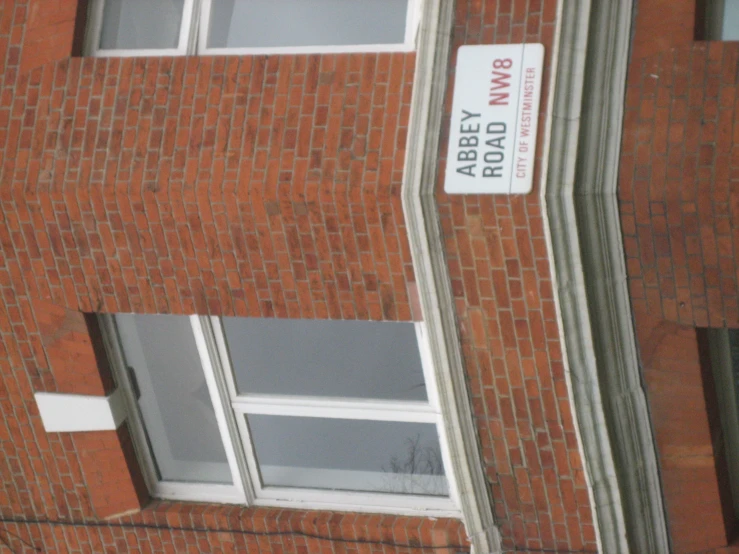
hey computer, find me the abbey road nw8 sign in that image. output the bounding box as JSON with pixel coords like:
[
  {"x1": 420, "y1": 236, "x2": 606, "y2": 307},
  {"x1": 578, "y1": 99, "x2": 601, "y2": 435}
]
[{"x1": 445, "y1": 43, "x2": 544, "y2": 195}]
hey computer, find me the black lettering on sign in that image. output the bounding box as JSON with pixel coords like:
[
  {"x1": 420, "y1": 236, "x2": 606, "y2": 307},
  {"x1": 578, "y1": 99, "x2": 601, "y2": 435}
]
[
  {"x1": 456, "y1": 110, "x2": 480, "y2": 177},
  {"x1": 482, "y1": 122, "x2": 506, "y2": 178}
]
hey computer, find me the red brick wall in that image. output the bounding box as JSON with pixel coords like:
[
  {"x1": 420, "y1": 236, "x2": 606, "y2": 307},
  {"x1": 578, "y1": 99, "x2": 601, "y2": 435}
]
[
  {"x1": 0, "y1": 510, "x2": 469, "y2": 553},
  {"x1": 636, "y1": 312, "x2": 731, "y2": 551},
  {"x1": 19, "y1": 0, "x2": 80, "y2": 73},
  {"x1": 32, "y1": 299, "x2": 114, "y2": 395},
  {"x1": 622, "y1": 3, "x2": 739, "y2": 328},
  {"x1": 621, "y1": 0, "x2": 739, "y2": 551},
  {"x1": 1, "y1": 0, "x2": 463, "y2": 550},
  {"x1": 438, "y1": 1, "x2": 596, "y2": 552},
  {"x1": 5, "y1": 54, "x2": 416, "y2": 321},
  {"x1": 30, "y1": 299, "x2": 144, "y2": 518},
  {"x1": 73, "y1": 425, "x2": 150, "y2": 519},
  {"x1": 0, "y1": 0, "x2": 597, "y2": 552}
]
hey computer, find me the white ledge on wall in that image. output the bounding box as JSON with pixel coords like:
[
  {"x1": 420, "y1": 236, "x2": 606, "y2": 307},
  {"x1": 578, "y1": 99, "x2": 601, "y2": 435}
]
[
  {"x1": 35, "y1": 390, "x2": 127, "y2": 433},
  {"x1": 542, "y1": 1, "x2": 670, "y2": 552}
]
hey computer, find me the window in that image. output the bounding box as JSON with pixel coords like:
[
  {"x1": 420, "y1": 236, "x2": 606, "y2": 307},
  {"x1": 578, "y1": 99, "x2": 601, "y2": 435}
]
[
  {"x1": 84, "y1": 0, "x2": 421, "y2": 57},
  {"x1": 100, "y1": 314, "x2": 459, "y2": 515},
  {"x1": 707, "y1": 328, "x2": 739, "y2": 519},
  {"x1": 700, "y1": 0, "x2": 739, "y2": 40}
]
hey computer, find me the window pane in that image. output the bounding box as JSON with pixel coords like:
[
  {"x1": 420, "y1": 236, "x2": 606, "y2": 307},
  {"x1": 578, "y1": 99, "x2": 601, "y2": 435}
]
[
  {"x1": 222, "y1": 318, "x2": 428, "y2": 401},
  {"x1": 723, "y1": 1, "x2": 739, "y2": 39},
  {"x1": 206, "y1": 0, "x2": 408, "y2": 49},
  {"x1": 100, "y1": 0, "x2": 185, "y2": 49},
  {"x1": 116, "y1": 314, "x2": 232, "y2": 484},
  {"x1": 247, "y1": 415, "x2": 449, "y2": 496}
]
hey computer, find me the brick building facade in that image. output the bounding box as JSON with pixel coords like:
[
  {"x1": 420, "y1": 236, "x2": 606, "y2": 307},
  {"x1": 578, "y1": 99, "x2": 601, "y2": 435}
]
[
  {"x1": 0, "y1": 1, "x2": 596, "y2": 552},
  {"x1": 621, "y1": 1, "x2": 739, "y2": 552},
  {"x1": 1, "y1": 0, "x2": 736, "y2": 553}
]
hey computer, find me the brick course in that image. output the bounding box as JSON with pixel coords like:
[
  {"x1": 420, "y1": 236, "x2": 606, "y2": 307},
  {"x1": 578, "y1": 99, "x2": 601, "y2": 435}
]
[{"x1": 0, "y1": 1, "x2": 595, "y2": 552}]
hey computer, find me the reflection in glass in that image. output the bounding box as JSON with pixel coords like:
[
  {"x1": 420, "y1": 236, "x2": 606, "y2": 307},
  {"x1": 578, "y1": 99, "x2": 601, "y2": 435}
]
[
  {"x1": 100, "y1": 0, "x2": 185, "y2": 49},
  {"x1": 223, "y1": 317, "x2": 428, "y2": 401},
  {"x1": 207, "y1": 0, "x2": 408, "y2": 48},
  {"x1": 115, "y1": 314, "x2": 232, "y2": 484},
  {"x1": 247, "y1": 415, "x2": 449, "y2": 496},
  {"x1": 723, "y1": 1, "x2": 739, "y2": 39}
]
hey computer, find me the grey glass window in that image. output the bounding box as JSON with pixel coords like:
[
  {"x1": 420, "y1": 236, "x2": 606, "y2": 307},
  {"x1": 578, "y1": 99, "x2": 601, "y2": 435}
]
[
  {"x1": 115, "y1": 314, "x2": 232, "y2": 484},
  {"x1": 221, "y1": 317, "x2": 449, "y2": 499},
  {"x1": 99, "y1": 0, "x2": 185, "y2": 49},
  {"x1": 104, "y1": 313, "x2": 453, "y2": 510},
  {"x1": 86, "y1": 0, "x2": 415, "y2": 56},
  {"x1": 222, "y1": 317, "x2": 427, "y2": 401},
  {"x1": 247, "y1": 415, "x2": 448, "y2": 496},
  {"x1": 206, "y1": 0, "x2": 408, "y2": 49}
]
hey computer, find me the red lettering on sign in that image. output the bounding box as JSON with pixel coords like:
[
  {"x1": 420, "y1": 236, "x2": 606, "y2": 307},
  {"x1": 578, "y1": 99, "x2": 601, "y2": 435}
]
[{"x1": 489, "y1": 58, "x2": 513, "y2": 106}]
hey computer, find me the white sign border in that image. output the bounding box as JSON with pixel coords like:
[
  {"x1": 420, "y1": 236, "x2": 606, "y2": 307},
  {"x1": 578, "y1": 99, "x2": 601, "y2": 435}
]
[{"x1": 444, "y1": 43, "x2": 545, "y2": 195}]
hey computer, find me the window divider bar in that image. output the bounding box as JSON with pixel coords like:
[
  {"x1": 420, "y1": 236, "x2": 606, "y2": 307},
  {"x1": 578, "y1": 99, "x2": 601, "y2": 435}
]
[
  {"x1": 405, "y1": 0, "x2": 423, "y2": 46},
  {"x1": 209, "y1": 316, "x2": 240, "y2": 398},
  {"x1": 188, "y1": 0, "x2": 211, "y2": 55},
  {"x1": 92, "y1": 48, "x2": 187, "y2": 57},
  {"x1": 253, "y1": 486, "x2": 459, "y2": 516},
  {"x1": 154, "y1": 481, "x2": 246, "y2": 504},
  {"x1": 415, "y1": 322, "x2": 441, "y2": 411},
  {"x1": 190, "y1": 316, "x2": 252, "y2": 503},
  {"x1": 178, "y1": 0, "x2": 199, "y2": 53},
  {"x1": 231, "y1": 394, "x2": 439, "y2": 423},
  {"x1": 198, "y1": 44, "x2": 416, "y2": 56},
  {"x1": 83, "y1": 0, "x2": 105, "y2": 56}
]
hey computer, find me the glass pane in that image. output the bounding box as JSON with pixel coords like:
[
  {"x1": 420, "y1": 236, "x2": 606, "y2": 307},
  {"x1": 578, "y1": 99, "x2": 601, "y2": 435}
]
[
  {"x1": 723, "y1": 1, "x2": 739, "y2": 40},
  {"x1": 100, "y1": 0, "x2": 185, "y2": 50},
  {"x1": 222, "y1": 318, "x2": 428, "y2": 401},
  {"x1": 206, "y1": 0, "x2": 408, "y2": 49},
  {"x1": 115, "y1": 314, "x2": 232, "y2": 484},
  {"x1": 247, "y1": 415, "x2": 448, "y2": 496}
]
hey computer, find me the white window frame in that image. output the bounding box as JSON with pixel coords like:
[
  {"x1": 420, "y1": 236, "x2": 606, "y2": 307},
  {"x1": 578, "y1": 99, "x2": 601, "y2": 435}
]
[
  {"x1": 100, "y1": 314, "x2": 461, "y2": 517},
  {"x1": 99, "y1": 315, "x2": 249, "y2": 504},
  {"x1": 84, "y1": 0, "x2": 422, "y2": 57},
  {"x1": 83, "y1": 0, "x2": 199, "y2": 58}
]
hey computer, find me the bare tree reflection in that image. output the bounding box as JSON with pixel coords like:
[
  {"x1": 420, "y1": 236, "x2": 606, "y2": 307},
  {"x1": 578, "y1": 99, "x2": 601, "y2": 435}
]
[{"x1": 382, "y1": 434, "x2": 447, "y2": 495}]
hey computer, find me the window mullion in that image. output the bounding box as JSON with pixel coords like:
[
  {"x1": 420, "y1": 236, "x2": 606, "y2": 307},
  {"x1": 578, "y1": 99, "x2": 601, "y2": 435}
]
[
  {"x1": 231, "y1": 395, "x2": 438, "y2": 423},
  {"x1": 190, "y1": 316, "x2": 252, "y2": 503},
  {"x1": 210, "y1": 316, "x2": 240, "y2": 398},
  {"x1": 180, "y1": 0, "x2": 200, "y2": 54},
  {"x1": 415, "y1": 322, "x2": 441, "y2": 411},
  {"x1": 196, "y1": 0, "x2": 212, "y2": 54},
  {"x1": 404, "y1": 0, "x2": 423, "y2": 46},
  {"x1": 98, "y1": 315, "x2": 160, "y2": 492},
  {"x1": 85, "y1": 0, "x2": 107, "y2": 56}
]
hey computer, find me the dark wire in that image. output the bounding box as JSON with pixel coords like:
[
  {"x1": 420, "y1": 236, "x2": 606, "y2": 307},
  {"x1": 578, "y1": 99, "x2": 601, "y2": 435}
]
[
  {"x1": 0, "y1": 515, "x2": 469, "y2": 552},
  {"x1": 0, "y1": 516, "x2": 599, "y2": 553},
  {"x1": 0, "y1": 525, "x2": 40, "y2": 553},
  {"x1": 0, "y1": 530, "x2": 17, "y2": 553}
]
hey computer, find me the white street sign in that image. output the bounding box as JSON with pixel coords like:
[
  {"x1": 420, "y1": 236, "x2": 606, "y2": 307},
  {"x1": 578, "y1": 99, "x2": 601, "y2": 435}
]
[{"x1": 445, "y1": 44, "x2": 545, "y2": 195}]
